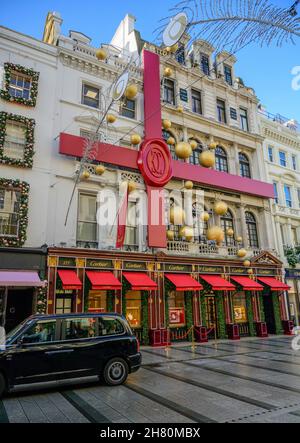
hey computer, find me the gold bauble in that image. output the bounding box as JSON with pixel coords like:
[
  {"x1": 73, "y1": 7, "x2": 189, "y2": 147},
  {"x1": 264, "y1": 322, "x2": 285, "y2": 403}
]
[
  {"x1": 214, "y1": 201, "x2": 228, "y2": 216},
  {"x1": 167, "y1": 230, "x2": 175, "y2": 241},
  {"x1": 237, "y1": 248, "x2": 247, "y2": 258},
  {"x1": 236, "y1": 236, "x2": 243, "y2": 243},
  {"x1": 177, "y1": 105, "x2": 184, "y2": 113},
  {"x1": 199, "y1": 151, "x2": 215, "y2": 168},
  {"x1": 164, "y1": 67, "x2": 173, "y2": 77},
  {"x1": 226, "y1": 228, "x2": 234, "y2": 237},
  {"x1": 162, "y1": 119, "x2": 172, "y2": 130},
  {"x1": 243, "y1": 260, "x2": 251, "y2": 267},
  {"x1": 209, "y1": 142, "x2": 218, "y2": 150},
  {"x1": 166, "y1": 43, "x2": 179, "y2": 53},
  {"x1": 95, "y1": 165, "x2": 106, "y2": 175},
  {"x1": 167, "y1": 136, "x2": 175, "y2": 145},
  {"x1": 190, "y1": 140, "x2": 198, "y2": 150},
  {"x1": 95, "y1": 48, "x2": 107, "y2": 60},
  {"x1": 201, "y1": 212, "x2": 210, "y2": 222},
  {"x1": 131, "y1": 134, "x2": 141, "y2": 145},
  {"x1": 184, "y1": 180, "x2": 194, "y2": 190},
  {"x1": 125, "y1": 84, "x2": 138, "y2": 100},
  {"x1": 175, "y1": 141, "x2": 192, "y2": 159},
  {"x1": 170, "y1": 206, "x2": 185, "y2": 225},
  {"x1": 128, "y1": 181, "x2": 137, "y2": 194},
  {"x1": 106, "y1": 114, "x2": 116, "y2": 124},
  {"x1": 207, "y1": 226, "x2": 224, "y2": 241},
  {"x1": 248, "y1": 268, "x2": 254, "y2": 275},
  {"x1": 179, "y1": 226, "x2": 194, "y2": 242},
  {"x1": 81, "y1": 170, "x2": 90, "y2": 180}
]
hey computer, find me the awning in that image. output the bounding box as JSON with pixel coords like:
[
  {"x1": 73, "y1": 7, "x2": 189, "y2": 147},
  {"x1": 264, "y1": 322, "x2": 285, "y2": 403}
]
[
  {"x1": 231, "y1": 276, "x2": 263, "y2": 291},
  {"x1": 199, "y1": 274, "x2": 235, "y2": 291},
  {"x1": 86, "y1": 271, "x2": 121, "y2": 290},
  {"x1": 123, "y1": 272, "x2": 157, "y2": 291},
  {"x1": 165, "y1": 274, "x2": 203, "y2": 291},
  {"x1": 257, "y1": 277, "x2": 290, "y2": 291},
  {"x1": 0, "y1": 271, "x2": 45, "y2": 287},
  {"x1": 58, "y1": 270, "x2": 82, "y2": 290}
]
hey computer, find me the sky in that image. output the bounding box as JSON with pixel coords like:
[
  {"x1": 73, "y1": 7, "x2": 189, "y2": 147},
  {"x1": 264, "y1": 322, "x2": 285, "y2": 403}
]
[{"x1": 1, "y1": 0, "x2": 300, "y2": 122}]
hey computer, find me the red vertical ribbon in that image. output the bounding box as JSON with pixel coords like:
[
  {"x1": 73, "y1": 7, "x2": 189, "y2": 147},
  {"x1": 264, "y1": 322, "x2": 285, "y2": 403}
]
[{"x1": 116, "y1": 184, "x2": 129, "y2": 248}]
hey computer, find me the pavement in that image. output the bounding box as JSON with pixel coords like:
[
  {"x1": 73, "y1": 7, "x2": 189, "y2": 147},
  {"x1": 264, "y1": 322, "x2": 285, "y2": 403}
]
[{"x1": 1, "y1": 335, "x2": 300, "y2": 423}]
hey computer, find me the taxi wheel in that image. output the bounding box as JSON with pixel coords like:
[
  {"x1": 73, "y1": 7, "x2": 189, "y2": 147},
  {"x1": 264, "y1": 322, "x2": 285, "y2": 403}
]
[{"x1": 103, "y1": 358, "x2": 128, "y2": 386}]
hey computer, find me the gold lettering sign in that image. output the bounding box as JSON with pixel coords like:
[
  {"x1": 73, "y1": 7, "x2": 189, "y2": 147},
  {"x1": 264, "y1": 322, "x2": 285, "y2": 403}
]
[
  {"x1": 124, "y1": 262, "x2": 146, "y2": 270},
  {"x1": 86, "y1": 259, "x2": 113, "y2": 269},
  {"x1": 258, "y1": 269, "x2": 274, "y2": 275},
  {"x1": 164, "y1": 264, "x2": 192, "y2": 272},
  {"x1": 58, "y1": 257, "x2": 76, "y2": 267},
  {"x1": 231, "y1": 268, "x2": 245, "y2": 274},
  {"x1": 199, "y1": 266, "x2": 223, "y2": 273}
]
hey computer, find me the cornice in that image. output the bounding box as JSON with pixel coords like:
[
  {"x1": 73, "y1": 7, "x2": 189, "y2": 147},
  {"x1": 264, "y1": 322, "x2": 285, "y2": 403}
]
[{"x1": 262, "y1": 126, "x2": 300, "y2": 149}]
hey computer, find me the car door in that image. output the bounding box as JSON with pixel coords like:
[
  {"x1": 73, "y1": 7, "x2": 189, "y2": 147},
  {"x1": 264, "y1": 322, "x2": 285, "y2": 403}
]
[{"x1": 8, "y1": 318, "x2": 61, "y2": 385}]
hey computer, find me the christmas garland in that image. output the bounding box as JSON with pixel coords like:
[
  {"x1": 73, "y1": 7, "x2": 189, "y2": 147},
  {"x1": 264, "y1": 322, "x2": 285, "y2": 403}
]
[
  {"x1": 245, "y1": 291, "x2": 256, "y2": 337},
  {"x1": 0, "y1": 178, "x2": 29, "y2": 247},
  {"x1": 36, "y1": 286, "x2": 47, "y2": 314},
  {"x1": 0, "y1": 112, "x2": 35, "y2": 168},
  {"x1": 259, "y1": 292, "x2": 266, "y2": 322},
  {"x1": 215, "y1": 291, "x2": 227, "y2": 339},
  {"x1": 185, "y1": 291, "x2": 193, "y2": 341},
  {"x1": 272, "y1": 291, "x2": 284, "y2": 335},
  {"x1": 107, "y1": 290, "x2": 115, "y2": 313},
  {"x1": 0, "y1": 63, "x2": 39, "y2": 107}
]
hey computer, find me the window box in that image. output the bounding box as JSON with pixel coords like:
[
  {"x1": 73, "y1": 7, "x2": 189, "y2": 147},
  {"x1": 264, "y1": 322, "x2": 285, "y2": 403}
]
[
  {"x1": 0, "y1": 112, "x2": 35, "y2": 168},
  {"x1": 0, "y1": 63, "x2": 39, "y2": 107}
]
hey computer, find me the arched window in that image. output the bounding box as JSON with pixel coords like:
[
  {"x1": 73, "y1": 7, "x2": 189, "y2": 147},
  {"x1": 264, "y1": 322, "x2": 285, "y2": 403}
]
[
  {"x1": 215, "y1": 146, "x2": 228, "y2": 173},
  {"x1": 192, "y1": 203, "x2": 209, "y2": 243},
  {"x1": 220, "y1": 210, "x2": 234, "y2": 246},
  {"x1": 245, "y1": 212, "x2": 259, "y2": 248},
  {"x1": 239, "y1": 153, "x2": 251, "y2": 178},
  {"x1": 189, "y1": 139, "x2": 203, "y2": 165},
  {"x1": 162, "y1": 130, "x2": 177, "y2": 160}
]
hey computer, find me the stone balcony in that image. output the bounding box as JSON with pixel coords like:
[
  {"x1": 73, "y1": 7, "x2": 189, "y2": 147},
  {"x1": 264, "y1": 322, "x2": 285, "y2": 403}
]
[{"x1": 273, "y1": 204, "x2": 300, "y2": 218}]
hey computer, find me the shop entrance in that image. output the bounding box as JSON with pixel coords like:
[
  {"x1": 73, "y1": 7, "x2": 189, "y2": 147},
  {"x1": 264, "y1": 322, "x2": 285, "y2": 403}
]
[
  {"x1": 263, "y1": 293, "x2": 276, "y2": 334},
  {"x1": 205, "y1": 295, "x2": 217, "y2": 339},
  {"x1": 4, "y1": 288, "x2": 33, "y2": 332}
]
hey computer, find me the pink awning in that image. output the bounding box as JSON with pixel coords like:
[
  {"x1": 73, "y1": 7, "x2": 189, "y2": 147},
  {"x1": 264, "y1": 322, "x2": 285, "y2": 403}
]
[{"x1": 0, "y1": 271, "x2": 45, "y2": 287}]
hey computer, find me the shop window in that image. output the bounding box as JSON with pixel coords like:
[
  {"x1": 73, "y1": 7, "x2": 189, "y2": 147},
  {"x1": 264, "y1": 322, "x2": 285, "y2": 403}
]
[
  {"x1": 168, "y1": 291, "x2": 186, "y2": 327},
  {"x1": 0, "y1": 188, "x2": 21, "y2": 237},
  {"x1": 77, "y1": 193, "x2": 98, "y2": 248},
  {"x1": 233, "y1": 292, "x2": 248, "y2": 323},
  {"x1": 125, "y1": 291, "x2": 142, "y2": 328},
  {"x1": 215, "y1": 146, "x2": 228, "y2": 172},
  {"x1": 88, "y1": 290, "x2": 107, "y2": 313},
  {"x1": 55, "y1": 295, "x2": 72, "y2": 314},
  {"x1": 21, "y1": 320, "x2": 57, "y2": 344}
]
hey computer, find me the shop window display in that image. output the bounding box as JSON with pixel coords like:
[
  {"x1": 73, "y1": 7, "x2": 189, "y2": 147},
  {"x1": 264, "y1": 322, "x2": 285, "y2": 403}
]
[
  {"x1": 168, "y1": 291, "x2": 186, "y2": 327},
  {"x1": 88, "y1": 290, "x2": 107, "y2": 313},
  {"x1": 233, "y1": 292, "x2": 248, "y2": 323},
  {"x1": 125, "y1": 291, "x2": 142, "y2": 328}
]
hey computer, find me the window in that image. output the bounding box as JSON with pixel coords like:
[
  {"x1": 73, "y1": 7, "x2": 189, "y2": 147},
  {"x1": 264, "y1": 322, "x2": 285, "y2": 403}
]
[
  {"x1": 292, "y1": 228, "x2": 298, "y2": 246},
  {"x1": 240, "y1": 108, "x2": 249, "y2": 132},
  {"x1": 88, "y1": 290, "x2": 107, "y2": 313},
  {"x1": 245, "y1": 212, "x2": 259, "y2": 248},
  {"x1": 292, "y1": 155, "x2": 297, "y2": 171},
  {"x1": 77, "y1": 194, "x2": 98, "y2": 248},
  {"x1": 175, "y1": 45, "x2": 185, "y2": 65},
  {"x1": 224, "y1": 65, "x2": 233, "y2": 85},
  {"x1": 126, "y1": 291, "x2": 141, "y2": 328},
  {"x1": 21, "y1": 320, "x2": 56, "y2": 344},
  {"x1": 297, "y1": 189, "x2": 300, "y2": 208},
  {"x1": 120, "y1": 98, "x2": 136, "y2": 119},
  {"x1": 189, "y1": 140, "x2": 202, "y2": 165},
  {"x1": 279, "y1": 151, "x2": 287, "y2": 167},
  {"x1": 164, "y1": 79, "x2": 175, "y2": 105},
  {"x1": 124, "y1": 201, "x2": 137, "y2": 248},
  {"x1": 9, "y1": 71, "x2": 31, "y2": 100},
  {"x1": 217, "y1": 99, "x2": 227, "y2": 123},
  {"x1": 268, "y1": 146, "x2": 274, "y2": 162},
  {"x1": 215, "y1": 146, "x2": 228, "y2": 172},
  {"x1": 233, "y1": 293, "x2": 248, "y2": 324},
  {"x1": 163, "y1": 130, "x2": 177, "y2": 160},
  {"x1": 220, "y1": 210, "x2": 234, "y2": 246},
  {"x1": 56, "y1": 296, "x2": 72, "y2": 314},
  {"x1": 3, "y1": 120, "x2": 26, "y2": 160},
  {"x1": 191, "y1": 89, "x2": 202, "y2": 114},
  {"x1": 273, "y1": 182, "x2": 279, "y2": 204},
  {"x1": 0, "y1": 188, "x2": 21, "y2": 237},
  {"x1": 200, "y1": 54, "x2": 210, "y2": 75},
  {"x1": 284, "y1": 184, "x2": 292, "y2": 207},
  {"x1": 63, "y1": 317, "x2": 97, "y2": 340},
  {"x1": 168, "y1": 291, "x2": 186, "y2": 327},
  {"x1": 193, "y1": 203, "x2": 208, "y2": 242},
  {"x1": 239, "y1": 153, "x2": 251, "y2": 178},
  {"x1": 82, "y1": 83, "x2": 100, "y2": 108}
]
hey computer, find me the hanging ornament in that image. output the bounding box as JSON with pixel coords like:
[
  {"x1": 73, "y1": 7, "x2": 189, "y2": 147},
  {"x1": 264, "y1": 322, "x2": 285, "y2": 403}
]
[
  {"x1": 95, "y1": 165, "x2": 106, "y2": 175},
  {"x1": 236, "y1": 236, "x2": 243, "y2": 243},
  {"x1": 214, "y1": 201, "x2": 228, "y2": 216},
  {"x1": 226, "y1": 228, "x2": 234, "y2": 237},
  {"x1": 247, "y1": 268, "x2": 254, "y2": 275},
  {"x1": 206, "y1": 226, "x2": 224, "y2": 241},
  {"x1": 201, "y1": 212, "x2": 210, "y2": 222},
  {"x1": 170, "y1": 206, "x2": 186, "y2": 225},
  {"x1": 237, "y1": 248, "x2": 247, "y2": 258},
  {"x1": 175, "y1": 141, "x2": 192, "y2": 159},
  {"x1": 128, "y1": 181, "x2": 137, "y2": 193},
  {"x1": 164, "y1": 67, "x2": 173, "y2": 77},
  {"x1": 243, "y1": 260, "x2": 251, "y2": 267},
  {"x1": 209, "y1": 142, "x2": 218, "y2": 150},
  {"x1": 112, "y1": 71, "x2": 129, "y2": 101},
  {"x1": 125, "y1": 84, "x2": 138, "y2": 100},
  {"x1": 184, "y1": 180, "x2": 194, "y2": 190},
  {"x1": 81, "y1": 170, "x2": 90, "y2": 180},
  {"x1": 177, "y1": 105, "x2": 184, "y2": 113},
  {"x1": 199, "y1": 151, "x2": 215, "y2": 168},
  {"x1": 106, "y1": 114, "x2": 116, "y2": 124},
  {"x1": 163, "y1": 119, "x2": 172, "y2": 130},
  {"x1": 167, "y1": 230, "x2": 175, "y2": 241},
  {"x1": 180, "y1": 226, "x2": 194, "y2": 242},
  {"x1": 131, "y1": 134, "x2": 141, "y2": 145},
  {"x1": 167, "y1": 136, "x2": 175, "y2": 145},
  {"x1": 95, "y1": 48, "x2": 107, "y2": 60},
  {"x1": 190, "y1": 140, "x2": 198, "y2": 150}
]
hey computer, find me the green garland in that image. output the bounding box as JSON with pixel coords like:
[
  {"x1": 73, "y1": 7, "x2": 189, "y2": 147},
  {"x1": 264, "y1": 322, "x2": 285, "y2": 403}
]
[
  {"x1": 245, "y1": 291, "x2": 255, "y2": 337},
  {"x1": 141, "y1": 291, "x2": 149, "y2": 345},
  {"x1": 107, "y1": 290, "x2": 114, "y2": 312},
  {"x1": 0, "y1": 112, "x2": 35, "y2": 168},
  {"x1": 185, "y1": 291, "x2": 193, "y2": 341},
  {"x1": 0, "y1": 63, "x2": 39, "y2": 107},
  {"x1": 272, "y1": 292, "x2": 284, "y2": 335},
  {"x1": 215, "y1": 291, "x2": 227, "y2": 339},
  {"x1": 36, "y1": 286, "x2": 47, "y2": 314},
  {"x1": 259, "y1": 292, "x2": 266, "y2": 322},
  {"x1": 0, "y1": 178, "x2": 29, "y2": 247}
]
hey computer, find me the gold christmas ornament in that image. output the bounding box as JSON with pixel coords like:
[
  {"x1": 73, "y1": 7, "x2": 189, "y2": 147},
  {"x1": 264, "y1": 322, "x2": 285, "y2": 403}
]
[
  {"x1": 179, "y1": 226, "x2": 194, "y2": 241},
  {"x1": 226, "y1": 228, "x2": 234, "y2": 237},
  {"x1": 237, "y1": 248, "x2": 247, "y2": 258},
  {"x1": 128, "y1": 181, "x2": 137, "y2": 194},
  {"x1": 166, "y1": 43, "x2": 179, "y2": 53},
  {"x1": 162, "y1": 119, "x2": 172, "y2": 130},
  {"x1": 125, "y1": 84, "x2": 138, "y2": 100},
  {"x1": 207, "y1": 226, "x2": 224, "y2": 242},
  {"x1": 175, "y1": 141, "x2": 192, "y2": 159},
  {"x1": 167, "y1": 136, "x2": 175, "y2": 145},
  {"x1": 209, "y1": 142, "x2": 218, "y2": 150},
  {"x1": 177, "y1": 105, "x2": 184, "y2": 113},
  {"x1": 201, "y1": 212, "x2": 210, "y2": 222},
  {"x1": 243, "y1": 260, "x2": 251, "y2": 267},
  {"x1": 167, "y1": 230, "x2": 175, "y2": 241},
  {"x1": 81, "y1": 170, "x2": 90, "y2": 180},
  {"x1": 214, "y1": 201, "x2": 228, "y2": 216},
  {"x1": 95, "y1": 48, "x2": 107, "y2": 60},
  {"x1": 199, "y1": 150, "x2": 215, "y2": 168},
  {"x1": 164, "y1": 67, "x2": 173, "y2": 77},
  {"x1": 170, "y1": 206, "x2": 186, "y2": 225},
  {"x1": 247, "y1": 268, "x2": 254, "y2": 275},
  {"x1": 130, "y1": 134, "x2": 141, "y2": 145},
  {"x1": 190, "y1": 140, "x2": 198, "y2": 150},
  {"x1": 95, "y1": 165, "x2": 106, "y2": 175},
  {"x1": 106, "y1": 114, "x2": 116, "y2": 124},
  {"x1": 184, "y1": 180, "x2": 194, "y2": 190},
  {"x1": 236, "y1": 236, "x2": 243, "y2": 243}
]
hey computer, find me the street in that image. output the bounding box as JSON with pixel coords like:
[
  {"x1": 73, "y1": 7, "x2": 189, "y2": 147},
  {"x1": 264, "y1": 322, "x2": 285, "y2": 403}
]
[{"x1": 1, "y1": 335, "x2": 300, "y2": 423}]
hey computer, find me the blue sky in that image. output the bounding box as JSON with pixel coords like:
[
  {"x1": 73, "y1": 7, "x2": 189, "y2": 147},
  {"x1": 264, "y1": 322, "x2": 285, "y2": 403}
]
[{"x1": 1, "y1": 0, "x2": 300, "y2": 122}]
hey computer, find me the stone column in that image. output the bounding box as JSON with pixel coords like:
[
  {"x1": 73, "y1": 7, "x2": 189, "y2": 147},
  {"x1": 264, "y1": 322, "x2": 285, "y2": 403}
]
[
  {"x1": 237, "y1": 204, "x2": 249, "y2": 248},
  {"x1": 286, "y1": 219, "x2": 293, "y2": 247},
  {"x1": 274, "y1": 216, "x2": 285, "y2": 258}
]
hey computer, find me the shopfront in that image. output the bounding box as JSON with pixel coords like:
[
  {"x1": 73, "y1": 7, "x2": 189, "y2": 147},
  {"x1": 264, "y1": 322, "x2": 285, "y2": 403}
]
[{"x1": 285, "y1": 268, "x2": 300, "y2": 326}]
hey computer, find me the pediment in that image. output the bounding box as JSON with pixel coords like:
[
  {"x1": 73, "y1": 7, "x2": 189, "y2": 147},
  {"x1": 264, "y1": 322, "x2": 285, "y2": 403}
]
[{"x1": 251, "y1": 251, "x2": 282, "y2": 266}]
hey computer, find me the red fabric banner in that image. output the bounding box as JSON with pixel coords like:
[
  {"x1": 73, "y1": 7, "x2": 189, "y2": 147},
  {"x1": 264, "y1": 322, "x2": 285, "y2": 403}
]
[{"x1": 116, "y1": 183, "x2": 129, "y2": 248}]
